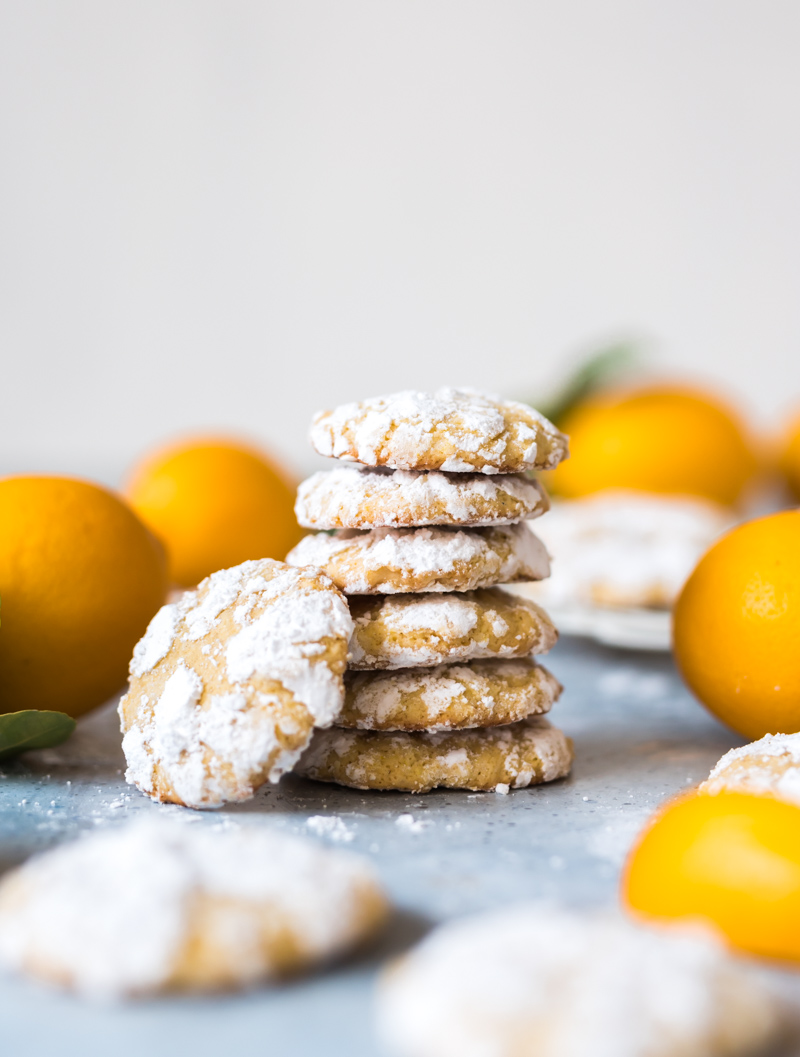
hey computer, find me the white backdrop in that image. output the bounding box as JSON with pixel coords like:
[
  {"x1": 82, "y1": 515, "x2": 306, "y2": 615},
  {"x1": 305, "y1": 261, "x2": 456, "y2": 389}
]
[{"x1": 1, "y1": 1, "x2": 799, "y2": 482}]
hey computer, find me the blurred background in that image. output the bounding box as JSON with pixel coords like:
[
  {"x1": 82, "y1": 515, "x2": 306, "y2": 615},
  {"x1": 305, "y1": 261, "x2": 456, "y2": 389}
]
[{"x1": 2, "y1": 0, "x2": 799, "y2": 482}]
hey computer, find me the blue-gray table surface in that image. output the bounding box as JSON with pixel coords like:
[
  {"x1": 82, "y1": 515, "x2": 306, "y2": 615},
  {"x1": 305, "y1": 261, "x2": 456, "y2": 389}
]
[{"x1": 0, "y1": 637, "x2": 795, "y2": 1057}]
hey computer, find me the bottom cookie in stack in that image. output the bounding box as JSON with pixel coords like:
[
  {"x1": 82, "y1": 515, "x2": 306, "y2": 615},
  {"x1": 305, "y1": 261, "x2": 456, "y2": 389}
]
[{"x1": 295, "y1": 652, "x2": 573, "y2": 794}]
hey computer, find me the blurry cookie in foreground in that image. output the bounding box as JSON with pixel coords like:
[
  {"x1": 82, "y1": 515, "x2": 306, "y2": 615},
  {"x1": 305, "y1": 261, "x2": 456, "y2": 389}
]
[
  {"x1": 348, "y1": 590, "x2": 557, "y2": 670},
  {"x1": 119, "y1": 559, "x2": 352, "y2": 809},
  {"x1": 295, "y1": 715, "x2": 572, "y2": 793},
  {"x1": 286, "y1": 523, "x2": 550, "y2": 595},
  {"x1": 517, "y1": 489, "x2": 732, "y2": 610},
  {"x1": 0, "y1": 820, "x2": 387, "y2": 998},
  {"x1": 310, "y1": 387, "x2": 569, "y2": 474},
  {"x1": 701, "y1": 733, "x2": 800, "y2": 806},
  {"x1": 339, "y1": 659, "x2": 561, "y2": 731},
  {"x1": 377, "y1": 905, "x2": 780, "y2": 1057}
]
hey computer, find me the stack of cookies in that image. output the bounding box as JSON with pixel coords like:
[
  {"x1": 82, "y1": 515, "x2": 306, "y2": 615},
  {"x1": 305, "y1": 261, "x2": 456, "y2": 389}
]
[{"x1": 287, "y1": 388, "x2": 573, "y2": 794}]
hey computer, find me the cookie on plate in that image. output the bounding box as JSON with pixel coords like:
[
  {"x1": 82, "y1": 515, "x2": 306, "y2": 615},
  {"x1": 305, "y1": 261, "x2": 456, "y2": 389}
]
[
  {"x1": 295, "y1": 465, "x2": 549, "y2": 530},
  {"x1": 295, "y1": 715, "x2": 572, "y2": 793},
  {"x1": 339, "y1": 659, "x2": 561, "y2": 732},
  {"x1": 0, "y1": 819, "x2": 387, "y2": 998},
  {"x1": 310, "y1": 388, "x2": 568, "y2": 474},
  {"x1": 286, "y1": 524, "x2": 550, "y2": 596},
  {"x1": 119, "y1": 559, "x2": 353, "y2": 810},
  {"x1": 701, "y1": 732, "x2": 800, "y2": 806},
  {"x1": 377, "y1": 905, "x2": 780, "y2": 1057},
  {"x1": 348, "y1": 589, "x2": 557, "y2": 670}
]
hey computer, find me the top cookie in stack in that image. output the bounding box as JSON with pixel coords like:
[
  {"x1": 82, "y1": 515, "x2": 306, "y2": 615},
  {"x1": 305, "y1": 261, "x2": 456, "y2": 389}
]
[{"x1": 287, "y1": 388, "x2": 572, "y2": 794}]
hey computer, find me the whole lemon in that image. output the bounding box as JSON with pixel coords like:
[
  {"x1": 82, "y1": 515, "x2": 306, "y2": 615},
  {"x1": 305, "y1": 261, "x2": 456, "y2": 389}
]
[
  {"x1": 624, "y1": 791, "x2": 800, "y2": 962},
  {"x1": 673, "y1": 510, "x2": 800, "y2": 739},
  {"x1": 126, "y1": 437, "x2": 304, "y2": 587},
  {"x1": 0, "y1": 477, "x2": 167, "y2": 717},
  {"x1": 546, "y1": 384, "x2": 757, "y2": 506}
]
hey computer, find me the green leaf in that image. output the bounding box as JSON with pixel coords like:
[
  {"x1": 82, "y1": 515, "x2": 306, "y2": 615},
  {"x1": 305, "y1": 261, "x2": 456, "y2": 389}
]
[
  {"x1": 0, "y1": 710, "x2": 76, "y2": 761},
  {"x1": 533, "y1": 341, "x2": 642, "y2": 427}
]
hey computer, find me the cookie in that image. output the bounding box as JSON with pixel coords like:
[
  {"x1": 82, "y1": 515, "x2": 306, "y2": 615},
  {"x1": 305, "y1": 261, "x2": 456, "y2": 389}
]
[
  {"x1": 701, "y1": 732, "x2": 800, "y2": 806},
  {"x1": 0, "y1": 819, "x2": 387, "y2": 998},
  {"x1": 377, "y1": 905, "x2": 780, "y2": 1057},
  {"x1": 310, "y1": 388, "x2": 568, "y2": 474},
  {"x1": 286, "y1": 523, "x2": 550, "y2": 595},
  {"x1": 349, "y1": 589, "x2": 557, "y2": 670},
  {"x1": 339, "y1": 659, "x2": 561, "y2": 732},
  {"x1": 119, "y1": 559, "x2": 353, "y2": 810},
  {"x1": 295, "y1": 715, "x2": 572, "y2": 792},
  {"x1": 520, "y1": 490, "x2": 731, "y2": 610},
  {"x1": 295, "y1": 465, "x2": 549, "y2": 530}
]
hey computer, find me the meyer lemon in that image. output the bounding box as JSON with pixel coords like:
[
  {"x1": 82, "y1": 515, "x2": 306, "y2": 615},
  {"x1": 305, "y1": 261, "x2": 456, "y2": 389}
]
[
  {"x1": 545, "y1": 384, "x2": 757, "y2": 506},
  {"x1": 623, "y1": 791, "x2": 800, "y2": 962},
  {"x1": 673, "y1": 510, "x2": 800, "y2": 739},
  {"x1": 126, "y1": 437, "x2": 304, "y2": 587},
  {"x1": 0, "y1": 477, "x2": 167, "y2": 717},
  {"x1": 779, "y1": 408, "x2": 800, "y2": 500}
]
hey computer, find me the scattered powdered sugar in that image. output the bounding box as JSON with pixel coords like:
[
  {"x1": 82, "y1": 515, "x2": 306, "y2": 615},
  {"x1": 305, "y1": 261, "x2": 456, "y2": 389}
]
[
  {"x1": 309, "y1": 388, "x2": 567, "y2": 473},
  {"x1": 390, "y1": 598, "x2": 479, "y2": 637},
  {"x1": 305, "y1": 816, "x2": 356, "y2": 843},
  {"x1": 0, "y1": 818, "x2": 384, "y2": 999},
  {"x1": 395, "y1": 814, "x2": 431, "y2": 834},
  {"x1": 295, "y1": 464, "x2": 548, "y2": 529},
  {"x1": 376, "y1": 905, "x2": 779, "y2": 1057}
]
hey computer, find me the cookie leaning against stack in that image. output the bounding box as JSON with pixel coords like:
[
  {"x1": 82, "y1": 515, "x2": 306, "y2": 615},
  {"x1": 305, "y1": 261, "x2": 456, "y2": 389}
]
[{"x1": 288, "y1": 387, "x2": 573, "y2": 794}]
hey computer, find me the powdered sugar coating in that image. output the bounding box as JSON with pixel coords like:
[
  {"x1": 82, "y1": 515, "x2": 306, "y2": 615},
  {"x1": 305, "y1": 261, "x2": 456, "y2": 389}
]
[
  {"x1": 701, "y1": 732, "x2": 800, "y2": 806},
  {"x1": 119, "y1": 559, "x2": 353, "y2": 809},
  {"x1": 377, "y1": 905, "x2": 779, "y2": 1057},
  {"x1": 0, "y1": 818, "x2": 387, "y2": 998},
  {"x1": 349, "y1": 589, "x2": 557, "y2": 669},
  {"x1": 296, "y1": 715, "x2": 572, "y2": 792},
  {"x1": 286, "y1": 524, "x2": 550, "y2": 595},
  {"x1": 521, "y1": 490, "x2": 732, "y2": 610},
  {"x1": 310, "y1": 388, "x2": 568, "y2": 474},
  {"x1": 339, "y1": 659, "x2": 561, "y2": 731},
  {"x1": 295, "y1": 465, "x2": 549, "y2": 530}
]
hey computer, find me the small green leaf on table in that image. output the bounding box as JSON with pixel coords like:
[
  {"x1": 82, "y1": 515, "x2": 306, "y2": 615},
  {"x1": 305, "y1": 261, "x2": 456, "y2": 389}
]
[{"x1": 0, "y1": 710, "x2": 76, "y2": 761}]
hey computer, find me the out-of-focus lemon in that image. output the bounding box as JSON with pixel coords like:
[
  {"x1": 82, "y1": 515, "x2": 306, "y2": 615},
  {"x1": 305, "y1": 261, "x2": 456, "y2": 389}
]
[
  {"x1": 126, "y1": 437, "x2": 304, "y2": 587},
  {"x1": 673, "y1": 510, "x2": 800, "y2": 739},
  {"x1": 779, "y1": 408, "x2": 800, "y2": 500},
  {"x1": 0, "y1": 476, "x2": 167, "y2": 717},
  {"x1": 545, "y1": 385, "x2": 757, "y2": 506},
  {"x1": 623, "y1": 790, "x2": 800, "y2": 962}
]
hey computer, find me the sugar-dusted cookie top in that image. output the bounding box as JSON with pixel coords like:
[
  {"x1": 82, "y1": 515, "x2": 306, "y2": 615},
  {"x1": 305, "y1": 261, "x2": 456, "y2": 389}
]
[
  {"x1": 349, "y1": 589, "x2": 557, "y2": 669},
  {"x1": 310, "y1": 388, "x2": 568, "y2": 474},
  {"x1": 340, "y1": 658, "x2": 561, "y2": 732},
  {"x1": 296, "y1": 715, "x2": 572, "y2": 793},
  {"x1": 0, "y1": 819, "x2": 387, "y2": 998},
  {"x1": 286, "y1": 523, "x2": 550, "y2": 595},
  {"x1": 119, "y1": 559, "x2": 353, "y2": 809},
  {"x1": 701, "y1": 732, "x2": 800, "y2": 806},
  {"x1": 377, "y1": 905, "x2": 780, "y2": 1057},
  {"x1": 295, "y1": 465, "x2": 549, "y2": 530}
]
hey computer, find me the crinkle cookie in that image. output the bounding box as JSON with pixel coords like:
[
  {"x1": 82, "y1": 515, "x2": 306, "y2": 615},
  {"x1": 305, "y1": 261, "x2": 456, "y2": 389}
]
[
  {"x1": 286, "y1": 524, "x2": 550, "y2": 595},
  {"x1": 310, "y1": 388, "x2": 568, "y2": 474},
  {"x1": 701, "y1": 732, "x2": 800, "y2": 806},
  {"x1": 377, "y1": 905, "x2": 780, "y2": 1057},
  {"x1": 0, "y1": 819, "x2": 387, "y2": 998},
  {"x1": 523, "y1": 490, "x2": 732, "y2": 610},
  {"x1": 339, "y1": 659, "x2": 561, "y2": 732},
  {"x1": 349, "y1": 589, "x2": 557, "y2": 670},
  {"x1": 119, "y1": 559, "x2": 353, "y2": 810},
  {"x1": 295, "y1": 465, "x2": 549, "y2": 530},
  {"x1": 295, "y1": 715, "x2": 572, "y2": 793}
]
